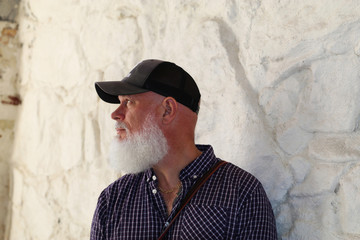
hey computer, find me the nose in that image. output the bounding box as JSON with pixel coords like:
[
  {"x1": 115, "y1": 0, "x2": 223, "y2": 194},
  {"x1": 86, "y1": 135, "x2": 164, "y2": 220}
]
[{"x1": 111, "y1": 104, "x2": 125, "y2": 121}]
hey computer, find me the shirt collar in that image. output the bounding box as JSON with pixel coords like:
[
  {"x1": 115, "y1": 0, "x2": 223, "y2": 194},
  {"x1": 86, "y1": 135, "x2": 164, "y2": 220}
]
[
  {"x1": 145, "y1": 144, "x2": 218, "y2": 182},
  {"x1": 179, "y1": 144, "x2": 218, "y2": 181}
]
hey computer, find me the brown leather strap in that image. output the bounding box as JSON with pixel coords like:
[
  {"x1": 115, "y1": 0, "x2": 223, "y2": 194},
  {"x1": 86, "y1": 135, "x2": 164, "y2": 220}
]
[{"x1": 157, "y1": 160, "x2": 227, "y2": 240}]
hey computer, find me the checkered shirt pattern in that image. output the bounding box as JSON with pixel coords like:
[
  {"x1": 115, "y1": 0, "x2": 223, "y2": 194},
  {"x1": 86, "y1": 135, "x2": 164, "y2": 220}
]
[{"x1": 90, "y1": 145, "x2": 277, "y2": 239}]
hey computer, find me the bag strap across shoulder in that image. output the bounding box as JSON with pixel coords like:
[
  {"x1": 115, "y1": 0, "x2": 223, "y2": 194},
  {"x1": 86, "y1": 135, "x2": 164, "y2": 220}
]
[{"x1": 157, "y1": 160, "x2": 228, "y2": 240}]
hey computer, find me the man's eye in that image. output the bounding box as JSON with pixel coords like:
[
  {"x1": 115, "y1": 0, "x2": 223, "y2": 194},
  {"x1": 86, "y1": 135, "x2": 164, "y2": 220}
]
[{"x1": 120, "y1": 98, "x2": 133, "y2": 106}]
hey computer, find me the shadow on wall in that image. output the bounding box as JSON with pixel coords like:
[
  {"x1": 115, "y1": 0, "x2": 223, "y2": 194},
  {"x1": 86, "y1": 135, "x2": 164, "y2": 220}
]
[
  {"x1": 0, "y1": 18, "x2": 21, "y2": 240},
  {"x1": 0, "y1": 0, "x2": 20, "y2": 23},
  {"x1": 0, "y1": 1, "x2": 21, "y2": 239}
]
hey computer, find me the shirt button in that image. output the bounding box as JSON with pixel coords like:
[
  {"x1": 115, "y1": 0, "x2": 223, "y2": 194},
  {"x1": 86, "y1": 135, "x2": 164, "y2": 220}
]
[
  {"x1": 164, "y1": 222, "x2": 169, "y2": 227},
  {"x1": 152, "y1": 175, "x2": 157, "y2": 181},
  {"x1": 193, "y1": 175, "x2": 198, "y2": 179},
  {"x1": 152, "y1": 189, "x2": 157, "y2": 194}
]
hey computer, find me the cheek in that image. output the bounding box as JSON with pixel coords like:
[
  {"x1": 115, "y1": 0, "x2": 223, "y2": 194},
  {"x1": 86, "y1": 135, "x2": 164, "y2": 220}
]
[
  {"x1": 126, "y1": 118, "x2": 143, "y2": 133},
  {"x1": 135, "y1": 120, "x2": 146, "y2": 131},
  {"x1": 127, "y1": 108, "x2": 152, "y2": 131}
]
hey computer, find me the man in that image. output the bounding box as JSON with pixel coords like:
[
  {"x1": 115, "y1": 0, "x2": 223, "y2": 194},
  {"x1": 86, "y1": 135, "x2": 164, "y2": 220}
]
[{"x1": 91, "y1": 59, "x2": 277, "y2": 239}]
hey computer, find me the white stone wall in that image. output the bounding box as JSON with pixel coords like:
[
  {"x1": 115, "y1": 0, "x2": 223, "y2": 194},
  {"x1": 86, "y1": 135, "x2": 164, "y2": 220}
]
[{"x1": 6, "y1": 0, "x2": 360, "y2": 239}]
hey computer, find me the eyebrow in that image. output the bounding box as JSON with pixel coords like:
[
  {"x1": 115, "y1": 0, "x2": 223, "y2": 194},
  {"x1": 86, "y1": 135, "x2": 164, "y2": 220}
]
[
  {"x1": 119, "y1": 95, "x2": 133, "y2": 99},
  {"x1": 118, "y1": 95, "x2": 136, "y2": 102}
]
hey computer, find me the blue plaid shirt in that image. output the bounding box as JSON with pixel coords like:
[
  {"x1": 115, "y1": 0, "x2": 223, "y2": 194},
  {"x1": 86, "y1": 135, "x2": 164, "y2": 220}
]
[{"x1": 90, "y1": 145, "x2": 277, "y2": 239}]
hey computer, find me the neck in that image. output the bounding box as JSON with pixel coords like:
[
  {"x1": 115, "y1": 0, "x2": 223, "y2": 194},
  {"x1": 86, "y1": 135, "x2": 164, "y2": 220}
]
[{"x1": 153, "y1": 143, "x2": 202, "y2": 188}]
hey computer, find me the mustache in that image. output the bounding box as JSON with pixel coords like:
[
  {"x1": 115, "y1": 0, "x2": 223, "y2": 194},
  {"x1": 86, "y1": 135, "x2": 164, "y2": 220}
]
[{"x1": 115, "y1": 121, "x2": 128, "y2": 130}]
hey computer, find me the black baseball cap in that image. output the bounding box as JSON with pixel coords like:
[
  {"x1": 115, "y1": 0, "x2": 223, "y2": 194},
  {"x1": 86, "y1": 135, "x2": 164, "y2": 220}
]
[{"x1": 95, "y1": 59, "x2": 201, "y2": 113}]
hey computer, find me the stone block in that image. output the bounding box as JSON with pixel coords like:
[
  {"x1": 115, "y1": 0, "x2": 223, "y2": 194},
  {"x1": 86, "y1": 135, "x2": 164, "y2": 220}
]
[
  {"x1": 21, "y1": 185, "x2": 55, "y2": 240},
  {"x1": 338, "y1": 164, "x2": 360, "y2": 235},
  {"x1": 290, "y1": 163, "x2": 345, "y2": 196},
  {"x1": 298, "y1": 55, "x2": 360, "y2": 132},
  {"x1": 31, "y1": 26, "x2": 87, "y2": 89},
  {"x1": 276, "y1": 120, "x2": 313, "y2": 155},
  {"x1": 287, "y1": 194, "x2": 342, "y2": 240},
  {"x1": 309, "y1": 133, "x2": 360, "y2": 162},
  {"x1": 12, "y1": 90, "x2": 83, "y2": 175},
  {"x1": 289, "y1": 156, "x2": 311, "y2": 183},
  {"x1": 259, "y1": 68, "x2": 310, "y2": 127}
]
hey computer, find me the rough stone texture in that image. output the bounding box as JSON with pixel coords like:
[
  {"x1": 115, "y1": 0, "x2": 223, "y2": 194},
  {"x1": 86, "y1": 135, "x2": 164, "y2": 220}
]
[
  {"x1": 0, "y1": 21, "x2": 20, "y2": 240},
  {"x1": 3, "y1": 0, "x2": 360, "y2": 239},
  {"x1": 337, "y1": 163, "x2": 360, "y2": 235},
  {"x1": 0, "y1": 0, "x2": 20, "y2": 22},
  {"x1": 309, "y1": 133, "x2": 360, "y2": 162}
]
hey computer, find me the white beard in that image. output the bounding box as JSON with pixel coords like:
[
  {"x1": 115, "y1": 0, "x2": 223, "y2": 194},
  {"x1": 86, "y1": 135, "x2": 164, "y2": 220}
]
[{"x1": 108, "y1": 115, "x2": 168, "y2": 174}]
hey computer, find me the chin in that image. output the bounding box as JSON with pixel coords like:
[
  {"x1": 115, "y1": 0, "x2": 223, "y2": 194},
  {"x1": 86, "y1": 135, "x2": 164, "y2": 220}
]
[{"x1": 115, "y1": 134, "x2": 127, "y2": 141}]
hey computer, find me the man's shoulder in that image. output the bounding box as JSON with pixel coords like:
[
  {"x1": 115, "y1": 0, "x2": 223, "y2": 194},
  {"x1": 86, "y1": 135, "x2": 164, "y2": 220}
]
[
  {"x1": 221, "y1": 161, "x2": 259, "y2": 179},
  {"x1": 217, "y1": 161, "x2": 264, "y2": 192},
  {"x1": 194, "y1": 160, "x2": 268, "y2": 208}
]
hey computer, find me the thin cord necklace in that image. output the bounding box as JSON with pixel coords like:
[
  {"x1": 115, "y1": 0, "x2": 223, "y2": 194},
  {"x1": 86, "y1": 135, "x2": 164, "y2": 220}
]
[{"x1": 158, "y1": 182, "x2": 182, "y2": 194}]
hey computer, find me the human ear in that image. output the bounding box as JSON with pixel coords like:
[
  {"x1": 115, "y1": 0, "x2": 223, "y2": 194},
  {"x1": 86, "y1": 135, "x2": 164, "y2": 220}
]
[{"x1": 162, "y1": 97, "x2": 177, "y2": 124}]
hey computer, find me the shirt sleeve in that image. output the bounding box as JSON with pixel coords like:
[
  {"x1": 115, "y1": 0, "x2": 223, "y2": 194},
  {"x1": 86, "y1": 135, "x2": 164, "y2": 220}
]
[
  {"x1": 237, "y1": 183, "x2": 278, "y2": 239},
  {"x1": 90, "y1": 189, "x2": 108, "y2": 240}
]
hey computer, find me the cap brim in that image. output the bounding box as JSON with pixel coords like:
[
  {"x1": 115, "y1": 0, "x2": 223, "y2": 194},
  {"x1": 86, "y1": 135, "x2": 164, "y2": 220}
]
[{"x1": 95, "y1": 81, "x2": 149, "y2": 103}]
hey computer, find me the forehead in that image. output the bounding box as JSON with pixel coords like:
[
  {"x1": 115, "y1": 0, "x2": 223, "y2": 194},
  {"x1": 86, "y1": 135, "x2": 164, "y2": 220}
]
[{"x1": 118, "y1": 92, "x2": 163, "y2": 102}]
